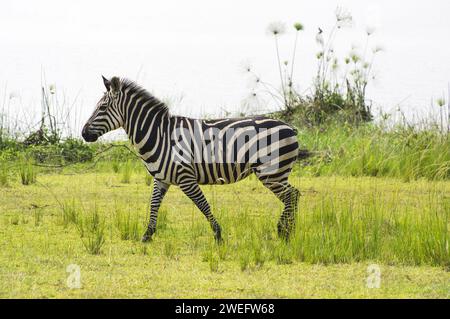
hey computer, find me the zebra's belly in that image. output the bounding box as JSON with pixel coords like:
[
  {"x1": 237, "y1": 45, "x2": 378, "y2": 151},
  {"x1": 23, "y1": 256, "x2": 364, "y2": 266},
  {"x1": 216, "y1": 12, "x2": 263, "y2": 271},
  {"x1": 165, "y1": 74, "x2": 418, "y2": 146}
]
[{"x1": 194, "y1": 162, "x2": 254, "y2": 185}]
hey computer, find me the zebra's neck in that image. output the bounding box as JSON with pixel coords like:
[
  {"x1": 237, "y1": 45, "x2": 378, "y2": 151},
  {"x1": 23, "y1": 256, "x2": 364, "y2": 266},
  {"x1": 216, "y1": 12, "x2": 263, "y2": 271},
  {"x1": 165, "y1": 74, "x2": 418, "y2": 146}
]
[{"x1": 118, "y1": 87, "x2": 170, "y2": 148}]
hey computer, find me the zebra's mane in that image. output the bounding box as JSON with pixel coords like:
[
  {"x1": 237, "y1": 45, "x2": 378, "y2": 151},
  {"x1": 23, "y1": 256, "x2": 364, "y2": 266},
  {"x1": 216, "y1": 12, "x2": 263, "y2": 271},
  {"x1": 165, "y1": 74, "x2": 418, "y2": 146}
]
[{"x1": 118, "y1": 78, "x2": 169, "y2": 114}]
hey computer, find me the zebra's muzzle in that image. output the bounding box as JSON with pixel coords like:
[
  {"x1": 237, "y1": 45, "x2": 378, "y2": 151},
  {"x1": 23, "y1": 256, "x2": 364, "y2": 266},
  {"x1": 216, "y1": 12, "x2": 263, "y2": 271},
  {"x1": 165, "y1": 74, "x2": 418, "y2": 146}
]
[{"x1": 81, "y1": 125, "x2": 99, "y2": 142}]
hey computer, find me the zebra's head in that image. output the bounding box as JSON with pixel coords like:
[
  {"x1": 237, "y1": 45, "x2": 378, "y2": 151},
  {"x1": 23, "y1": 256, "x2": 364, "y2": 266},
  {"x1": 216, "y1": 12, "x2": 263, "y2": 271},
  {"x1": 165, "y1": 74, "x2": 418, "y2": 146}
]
[{"x1": 82, "y1": 76, "x2": 124, "y2": 142}]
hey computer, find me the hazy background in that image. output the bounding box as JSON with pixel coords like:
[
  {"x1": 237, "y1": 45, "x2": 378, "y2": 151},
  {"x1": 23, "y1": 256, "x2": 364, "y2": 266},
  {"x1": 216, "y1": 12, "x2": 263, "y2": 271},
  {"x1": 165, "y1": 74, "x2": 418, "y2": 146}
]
[{"x1": 1, "y1": 0, "x2": 449, "y2": 137}]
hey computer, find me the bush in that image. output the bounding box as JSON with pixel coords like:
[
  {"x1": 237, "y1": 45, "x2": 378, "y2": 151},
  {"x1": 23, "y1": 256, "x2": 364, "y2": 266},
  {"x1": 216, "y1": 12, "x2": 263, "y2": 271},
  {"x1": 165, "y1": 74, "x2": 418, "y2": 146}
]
[{"x1": 60, "y1": 138, "x2": 94, "y2": 162}]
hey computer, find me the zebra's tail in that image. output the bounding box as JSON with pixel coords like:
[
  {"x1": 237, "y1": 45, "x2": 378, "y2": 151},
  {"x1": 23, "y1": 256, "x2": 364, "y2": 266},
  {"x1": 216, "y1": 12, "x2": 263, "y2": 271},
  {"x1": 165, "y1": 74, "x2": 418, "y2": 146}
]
[
  {"x1": 290, "y1": 127, "x2": 314, "y2": 161},
  {"x1": 297, "y1": 148, "x2": 313, "y2": 160}
]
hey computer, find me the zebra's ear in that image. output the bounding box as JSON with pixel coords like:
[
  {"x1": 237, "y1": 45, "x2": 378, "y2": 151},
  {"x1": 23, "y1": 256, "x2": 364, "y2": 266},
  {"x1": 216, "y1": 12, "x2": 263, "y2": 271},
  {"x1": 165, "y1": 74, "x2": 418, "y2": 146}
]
[{"x1": 102, "y1": 75, "x2": 111, "y2": 91}]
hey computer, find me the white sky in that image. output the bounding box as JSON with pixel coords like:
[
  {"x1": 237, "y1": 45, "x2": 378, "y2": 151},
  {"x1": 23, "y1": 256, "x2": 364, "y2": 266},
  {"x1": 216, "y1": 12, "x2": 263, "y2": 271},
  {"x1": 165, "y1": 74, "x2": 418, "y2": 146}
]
[{"x1": 1, "y1": 0, "x2": 449, "y2": 135}]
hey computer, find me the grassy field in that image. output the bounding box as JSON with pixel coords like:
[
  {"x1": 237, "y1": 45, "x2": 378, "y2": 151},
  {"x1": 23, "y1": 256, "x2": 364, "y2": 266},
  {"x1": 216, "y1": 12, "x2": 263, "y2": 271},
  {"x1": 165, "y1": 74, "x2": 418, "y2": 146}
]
[{"x1": 0, "y1": 165, "x2": 448, "y2": 298}]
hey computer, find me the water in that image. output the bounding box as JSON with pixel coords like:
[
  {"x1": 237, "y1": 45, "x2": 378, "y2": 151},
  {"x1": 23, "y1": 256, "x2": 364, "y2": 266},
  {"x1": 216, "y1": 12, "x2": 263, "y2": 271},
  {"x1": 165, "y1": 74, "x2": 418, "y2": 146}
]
[{"x1": 1, "y1": 0, "x2": 449, "y2": 138}]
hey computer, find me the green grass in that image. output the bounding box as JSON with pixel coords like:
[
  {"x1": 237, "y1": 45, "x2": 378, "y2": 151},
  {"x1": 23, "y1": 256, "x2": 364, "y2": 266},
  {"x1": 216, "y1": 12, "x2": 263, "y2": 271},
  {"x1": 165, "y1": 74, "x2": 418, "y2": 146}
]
[
  {"x1": 18, "y1": 158, "x2": 36, "y2": 185},
  {"x1": 114, "y1": 206, "x2": 142, "y2": 241},
  {"x1": 0, "y1": 162, "x2": 9, "y2": 187},
  {"x1": 120, "y1": 160, "x2": 133, "y2": 184},
  {"x1": 0, "y1": 169, "x2": 448, "y2": 298},
  {"x1": 297, "y1": 123, "x2": 450, "y2": 181}
]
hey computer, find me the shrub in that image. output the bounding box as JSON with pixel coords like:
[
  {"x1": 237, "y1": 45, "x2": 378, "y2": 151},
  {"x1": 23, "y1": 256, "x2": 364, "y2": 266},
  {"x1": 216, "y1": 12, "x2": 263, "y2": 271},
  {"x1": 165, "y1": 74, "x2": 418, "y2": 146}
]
[{"x1": 60, "y1": 138, "x2": 94, "y2": 162}]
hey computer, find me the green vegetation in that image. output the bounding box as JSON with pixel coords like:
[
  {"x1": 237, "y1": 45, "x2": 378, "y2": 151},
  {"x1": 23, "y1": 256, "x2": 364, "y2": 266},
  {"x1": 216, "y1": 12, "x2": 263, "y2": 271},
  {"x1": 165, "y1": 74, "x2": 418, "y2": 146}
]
[
  {"x1": 298, "y1": 122, "x2": 450, "y2": 181},
  {"x1": 0, "y1": 168, "x2": 448, "y2": 298},
  {"x1": 248, "y1": 9, "x2": 380, "y2": 126},
  {"x1": 77, "y1": 207, "x2": 106, "y2": 255},
  {"x1": 115, "y1": 207, "x2": 142, "y2": 241},
  {"x1": 18, "y1": 157, "x2": 36, "y2": 185},
  {"x1": 120, "y1": 160, "x2": 133, "y2": 184}
]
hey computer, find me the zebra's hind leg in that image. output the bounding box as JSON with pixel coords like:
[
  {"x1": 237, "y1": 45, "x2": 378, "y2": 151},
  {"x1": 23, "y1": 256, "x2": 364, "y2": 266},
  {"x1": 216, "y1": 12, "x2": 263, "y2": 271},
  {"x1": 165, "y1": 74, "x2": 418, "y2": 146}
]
[
  {"x1": 142, "y1": 179, "x2": 170, "y2": 243},
  {"x1": 179, "y1": 180, "x2": 222, "y2": 243},
  {"x1": 276, "y1": 184, "x2": 300, "y2": 240},
  {"x1": 256, "y1": 175, "x2": 300, "y2": 240}
]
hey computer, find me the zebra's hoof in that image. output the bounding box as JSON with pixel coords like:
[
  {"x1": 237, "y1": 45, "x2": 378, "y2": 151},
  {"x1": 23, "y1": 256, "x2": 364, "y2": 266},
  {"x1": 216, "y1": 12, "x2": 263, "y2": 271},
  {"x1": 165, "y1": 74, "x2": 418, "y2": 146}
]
[
  {"x1": 213, "y1": 228, "x2": 222, "y2": 244},
  {"x1": 277, "y1": 223, "x2": 291, "y2": 241},
  {"x1": 215, "y1": 235, "x2": 223, "y2": 245},
  {"x1": 141, "y1": 233, "x2": 153, "y2": 243}
]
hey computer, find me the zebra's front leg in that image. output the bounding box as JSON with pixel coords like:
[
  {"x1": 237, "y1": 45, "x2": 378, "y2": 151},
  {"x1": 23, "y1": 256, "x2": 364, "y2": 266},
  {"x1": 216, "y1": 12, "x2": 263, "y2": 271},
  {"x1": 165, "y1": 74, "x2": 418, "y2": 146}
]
[
  {"x1": 142, "y1": 179, "x2": 170, "y2": 243},
  {"x1": 179, "y1": 180, "x2": 222, "y2": 243}
]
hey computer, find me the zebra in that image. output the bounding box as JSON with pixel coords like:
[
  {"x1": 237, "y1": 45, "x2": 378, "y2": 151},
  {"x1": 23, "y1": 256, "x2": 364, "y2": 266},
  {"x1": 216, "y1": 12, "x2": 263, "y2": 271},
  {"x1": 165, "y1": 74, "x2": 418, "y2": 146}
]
[{"x1": 82, "y1": 76, "x2": 303, "y2": 243}]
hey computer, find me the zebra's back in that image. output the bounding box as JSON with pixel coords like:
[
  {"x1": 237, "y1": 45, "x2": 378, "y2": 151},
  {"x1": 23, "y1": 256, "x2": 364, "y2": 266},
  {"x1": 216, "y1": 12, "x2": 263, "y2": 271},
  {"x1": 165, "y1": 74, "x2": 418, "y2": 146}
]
[{"x1": 167, "y1": 116, "x2": 299, "y2": 185}]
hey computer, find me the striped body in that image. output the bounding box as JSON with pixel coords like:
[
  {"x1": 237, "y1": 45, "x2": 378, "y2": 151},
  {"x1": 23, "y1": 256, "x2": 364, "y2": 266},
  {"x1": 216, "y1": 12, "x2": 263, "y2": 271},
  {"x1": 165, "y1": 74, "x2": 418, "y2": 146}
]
[
  {"x1": 82, "y1": 77, "x2": 301, "y2": 242},
  {"x1": 140, "y1": 116, "x2": 298, "y2": 186}
]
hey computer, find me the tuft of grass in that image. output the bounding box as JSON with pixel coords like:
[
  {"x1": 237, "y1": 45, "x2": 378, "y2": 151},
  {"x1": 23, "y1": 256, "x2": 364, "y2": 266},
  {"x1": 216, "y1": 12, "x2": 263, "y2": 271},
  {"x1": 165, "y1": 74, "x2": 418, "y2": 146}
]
[
  {"x1": 202, "y1": 245, "x2": 221, "y2": 272},
  {"x1": 239, "y1": 251, "x2": 251, "y2": 271},
  {"x1": 120, "y1": 160, "x2": 132, "y2": 183},
  {"x1": 112, "y1": 161, "x2": 120, "y2": 173},
  {"x1": 163, "y1": 241, "x2": 176, "y2": 260},
  {"x1": 77, "y1": 207, "x2": 106, "y2": 255},
  {"x1": 19, "y1": 158, "x2": 36, "y2": 185},
  {"x1": 60, "y1": 199, "x2": 79, "y2": 227},
  {"x1": 114, "y1": 208, "x2": 142, "y2": 241},
  {"x1": 274, "y1": 242, "x2": 294, "y2": 265},
  {"x1": 10, "y1": 214, "x2": 20, "y2": 225},
  {"x1": 0, "y1": 162, "x2": 9, "y2": 187},
  {"x1": 33, "y1": 209, "x2": 43, "y2": 226}
]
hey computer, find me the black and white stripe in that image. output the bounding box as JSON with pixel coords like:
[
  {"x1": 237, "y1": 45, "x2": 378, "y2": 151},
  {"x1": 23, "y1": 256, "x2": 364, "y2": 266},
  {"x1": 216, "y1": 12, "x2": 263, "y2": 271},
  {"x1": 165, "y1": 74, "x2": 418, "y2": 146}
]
[{"x1": 82, "y1": 76, "x2": 301, "y2": 242}]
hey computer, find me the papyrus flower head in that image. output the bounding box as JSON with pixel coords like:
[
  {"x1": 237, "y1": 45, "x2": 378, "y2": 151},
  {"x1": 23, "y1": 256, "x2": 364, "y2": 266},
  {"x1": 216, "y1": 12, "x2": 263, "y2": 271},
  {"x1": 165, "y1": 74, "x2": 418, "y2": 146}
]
[
  {"x1": 335, "y1": 7, "x2": 353, "y2": 28},
  {"x1": 293, "y1": 22, "x2": 304, "y2": 31},
  {"x1": 366, "y1": 26, "x2": 375, "y2": 36},
  {"x1": 267, "y1": 22, "x2": 286, "y2": 36}
]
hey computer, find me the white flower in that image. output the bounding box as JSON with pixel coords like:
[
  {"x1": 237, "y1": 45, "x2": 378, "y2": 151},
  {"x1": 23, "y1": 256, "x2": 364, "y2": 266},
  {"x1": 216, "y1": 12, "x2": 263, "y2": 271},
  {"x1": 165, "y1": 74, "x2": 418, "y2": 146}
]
[
  {"x1": 335, "y1": 7, "x2": 353, "y2": 28},
  {"x1": 366, "y1": 26, "x2": 375, "y2": 36},
  {"x1": 267, "y1": 22, "x2": 286, "y2": 36}
]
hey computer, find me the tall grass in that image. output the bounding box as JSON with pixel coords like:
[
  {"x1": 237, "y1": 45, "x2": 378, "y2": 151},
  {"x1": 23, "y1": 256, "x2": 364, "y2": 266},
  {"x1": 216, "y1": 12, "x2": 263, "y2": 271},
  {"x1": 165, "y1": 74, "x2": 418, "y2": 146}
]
[
  {"x1": 77, "y1": 207, "x2": 106, "y2": 255},
  {"x1": 114, "y1": 207, "x2": 142, "y2": 241},
  {"x1": 298, "y1": 123, "x2": 450, "y2": 181},
  {"x1": 120, "y1": 160, "x2": 133, "y2": 183},
  {"x1": 60, "y1": 199, "x2": 79, "y2": 227},
  {"x1": 290, "y1": 191, "x2": 449, "y2": 266},
  {"x1": 18, "y1": 158, "x2": 36, "y2": 185},
  {"x1": 209, "y1": 187, "x2": 449, "y2": 268},
  {"x1": 0, "y1": 162, "x2": 8, "y2": 186}
]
